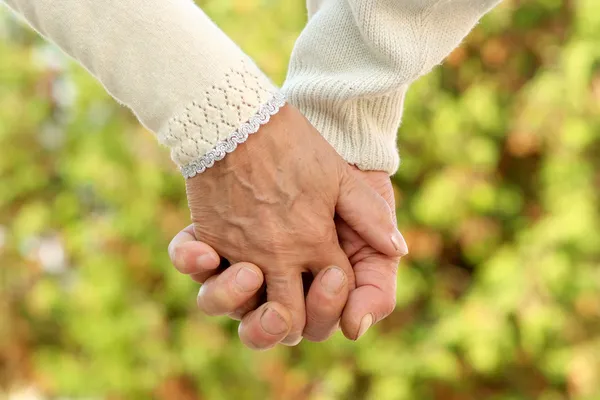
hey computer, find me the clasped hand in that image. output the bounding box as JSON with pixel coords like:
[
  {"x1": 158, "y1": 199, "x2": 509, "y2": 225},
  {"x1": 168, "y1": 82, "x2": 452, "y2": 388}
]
[{"x1": 169, "y1": 105, "x2": 408, "y2": 349}]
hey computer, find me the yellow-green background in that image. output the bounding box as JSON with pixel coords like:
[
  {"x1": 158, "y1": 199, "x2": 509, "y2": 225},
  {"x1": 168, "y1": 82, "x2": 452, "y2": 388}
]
[{"x1": 1, "y1": 0, "x2": 599, "y2": 399}]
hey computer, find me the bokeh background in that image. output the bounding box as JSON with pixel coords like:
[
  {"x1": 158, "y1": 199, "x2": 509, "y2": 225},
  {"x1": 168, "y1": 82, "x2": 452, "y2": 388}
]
[{"x1": 1, "y1": 0, "x2": 600, "y2": 399}]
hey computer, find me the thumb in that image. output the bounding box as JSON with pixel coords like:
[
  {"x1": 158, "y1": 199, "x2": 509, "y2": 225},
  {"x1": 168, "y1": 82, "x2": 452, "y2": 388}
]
[{"x1": 336, "y1": 166, "x2": 408, "y2": 258}]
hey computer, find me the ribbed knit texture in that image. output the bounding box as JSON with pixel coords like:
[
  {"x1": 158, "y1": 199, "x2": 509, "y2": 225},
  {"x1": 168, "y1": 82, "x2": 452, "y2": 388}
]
[
  {"x1": 284, "y1": 0, "x2": 501, "y2": 174},
  {"x1": 4, "y1": 0, "x2": 501, "y2": 176}
]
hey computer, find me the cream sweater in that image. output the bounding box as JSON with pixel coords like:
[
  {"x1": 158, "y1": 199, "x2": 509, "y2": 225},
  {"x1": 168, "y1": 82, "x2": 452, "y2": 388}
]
[{"x1": 3, "y1": 0, "x2": 500, "y2": 177}]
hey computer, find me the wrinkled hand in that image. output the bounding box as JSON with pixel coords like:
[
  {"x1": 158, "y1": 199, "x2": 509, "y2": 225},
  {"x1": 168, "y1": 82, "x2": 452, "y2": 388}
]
[
  {"x1": 335, "y1": 169, "x2": 402, "y2": 340},
  {"x1": 171, "y1": 167, "x2": 406, "y2": 349},
  {"x1": 183, "y1": 104, "x2": 404, "y2": 345}
]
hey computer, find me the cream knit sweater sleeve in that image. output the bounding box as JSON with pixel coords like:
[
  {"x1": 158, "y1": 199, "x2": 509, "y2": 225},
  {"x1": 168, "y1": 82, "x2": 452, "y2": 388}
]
[
  {"x1": 3, "y1": 0, "x2": 501, "y2": 178},
  {"x1": 284, "y1": 0, "x2": 502, "y2": 174},
  {"x1": 2, "y1": 0, "x2": 284, "y2": 178}
]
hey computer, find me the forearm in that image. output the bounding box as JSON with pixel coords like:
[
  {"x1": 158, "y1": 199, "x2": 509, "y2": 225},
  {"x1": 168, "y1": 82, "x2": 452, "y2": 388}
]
[
  {"x1": 2, "y1": 0, "x2": 282, "y2": 177},
  {"x1": 284, "y1": 0, "x2": 501, "y2": 174}
]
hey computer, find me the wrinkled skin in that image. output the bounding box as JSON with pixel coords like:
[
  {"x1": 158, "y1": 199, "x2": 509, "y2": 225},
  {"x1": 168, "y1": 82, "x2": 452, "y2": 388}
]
[
  {"x1": 173, "y1": 163, "x2": 405, "y2": 349},
  {"x1": 183, "y1": 104, "x2": 405, "y2": 345}
]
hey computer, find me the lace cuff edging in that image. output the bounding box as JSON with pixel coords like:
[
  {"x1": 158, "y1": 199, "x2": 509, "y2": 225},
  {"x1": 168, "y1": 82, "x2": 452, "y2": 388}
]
[{"x1": 180, "y1": 92, "x2": 286, "y2": 179}]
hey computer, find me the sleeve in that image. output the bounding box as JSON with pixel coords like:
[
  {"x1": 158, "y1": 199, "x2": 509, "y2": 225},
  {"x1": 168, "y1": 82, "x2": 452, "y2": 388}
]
[
  {"x1": 2, "y1": 0, "x2": 285, "y2": 178},
  {"x1": 283, "y1": 0, "x2": 502, "y2": 174}
]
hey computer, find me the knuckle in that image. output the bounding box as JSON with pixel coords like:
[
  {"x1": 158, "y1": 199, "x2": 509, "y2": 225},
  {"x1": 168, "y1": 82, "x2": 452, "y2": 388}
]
[
  {"x1": 305, "y1": 226, "x2": 337, "y2": 254},
  {"x1": 245, "y1": 228, "x2": 293, "y2": 258},
  {"x1": 266, "y1": 234, "x2": 291, "y2": 254},
  {"x1": 313, "y1": 225, "x2": 337, "y2": 245}
]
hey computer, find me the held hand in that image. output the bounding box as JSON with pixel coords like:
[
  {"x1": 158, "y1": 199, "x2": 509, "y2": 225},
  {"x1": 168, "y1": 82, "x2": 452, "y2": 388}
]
[
  {"x1": 170, "y1": 168, "x2": 407, "y2": 349},
  {"x1": 169, "y1": 225, "x2": 361, "y2": 349},
  {"x1": 336, "y1": 168, "x2": 404, "y2": 340},
  {"x1": 184, "y1": 104, "x2": 404, "y2": 345},
  {"x1": 169, "y1": 226, "x2": 292, "y2": 350}
]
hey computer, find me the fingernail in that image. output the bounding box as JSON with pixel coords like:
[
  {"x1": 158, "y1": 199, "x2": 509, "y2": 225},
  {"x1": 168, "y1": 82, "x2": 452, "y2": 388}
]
[
  {"x1": 281, "y1": 336, "x2": 302, "y2": 346},
  {"x1": 196, "y1": 253, "x2": 218, "y2": 268},
  {"x1": 235, "y1": 267, "x2": 261, "y2": 292},
  {"x1": 261, "y1": 307, "x2": 288, "y2": 335},
  {"x1": 391, "y1": 232, "x2": 409, "y2": 256},
  {"x1": 356, "y1": 314, "x2": 373, "y2": 340},
  {"x1": 321, "y1": 266, "x2": 345, "y2": 294}
]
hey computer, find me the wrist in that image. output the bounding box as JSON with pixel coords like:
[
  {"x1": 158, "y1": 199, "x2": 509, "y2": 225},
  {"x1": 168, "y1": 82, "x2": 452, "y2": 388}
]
[
  {"x1": 154, "y1": 58, "x2": 284, "y2": 178},
  {"x1": 283, "y1": 83, "x2": 404, "y2": 175},
  {"x1": 179, "y1": 92, "x2": 286, "y2": 179}
]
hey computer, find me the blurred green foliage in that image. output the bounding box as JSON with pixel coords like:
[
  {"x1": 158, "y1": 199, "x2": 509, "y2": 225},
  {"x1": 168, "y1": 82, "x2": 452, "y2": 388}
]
[{"x1": 1, "y1": 0, "x2": 600, "y2": 399}]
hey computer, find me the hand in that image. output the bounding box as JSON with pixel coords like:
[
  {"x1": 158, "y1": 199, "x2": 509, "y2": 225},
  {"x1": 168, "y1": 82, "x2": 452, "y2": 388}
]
[
  {"x1": 184, "y1": 104, "x2": 404, "y2": 345},
  {"x1": 335, "y1": 169, "x2": 402, "y2": 340},
  {"x1": 170, "y1": 167, "x2": 406, "y2": 349},
  {"x1": 169, "y1": 227, "x2": 357, "y2": 349}
]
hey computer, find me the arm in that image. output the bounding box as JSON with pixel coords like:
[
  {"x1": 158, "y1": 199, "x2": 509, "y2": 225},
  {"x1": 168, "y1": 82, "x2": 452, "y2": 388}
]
[
  {"x1": 2, "y1": 0, "x2": 281, "y2": 177},
  {"x1": 3, "y1": 0, "x2": 404, "y2": 345},
  {"x1": 164, "y1": 0, "x2": 503, "y2": 349},
  {"x1": 284, "y1": 0, "x2": 502, "y2": 174}
]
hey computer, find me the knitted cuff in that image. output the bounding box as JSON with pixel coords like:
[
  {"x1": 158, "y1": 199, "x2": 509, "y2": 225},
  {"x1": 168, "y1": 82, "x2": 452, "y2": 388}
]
[
  {"x1": 284, "y1": 79, "x2": 406, "y2": 175},
  {"x1": 158, "y1": 60, "x2": 285, "y2": 178}
]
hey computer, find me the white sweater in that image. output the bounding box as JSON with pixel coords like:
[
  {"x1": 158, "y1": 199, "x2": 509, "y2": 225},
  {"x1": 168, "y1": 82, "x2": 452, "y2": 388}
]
[
  {"x1": 2, "y1": 0, "x2": 500, "y2": 177},
  {"x1": 285, "y1": 0, "x2": 501, "y2": 173}
]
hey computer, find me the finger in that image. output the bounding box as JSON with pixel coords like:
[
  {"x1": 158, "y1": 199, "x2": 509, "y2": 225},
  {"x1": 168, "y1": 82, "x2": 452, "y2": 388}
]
[
  {"x1": 238, "y1": 302, "x2": 292, "y2": 351},
  {"x1": 302, "y1": 265, "x2": 349, "y2": 342},
  {"x1": 303, "y1": 244, "x2": 354, "y2": 342},
  {"x1": 336, "y1": 167, "x2": 408, "y2": 258},
  {"x1": 340, "y1": 255, "x2": 400, "y2": 341},
  {"x1": 168, "y1": 225, "x2": 220, "y2": 275},
  {"x1": 311, "y1": 241, "x2": 356, "y2": 291},
  {"x1": 227, "y1": 292, "x2": 264, "y2": 321},
  {"x1": 197, "y1": 262, "x2": 264, "y2": 316},
  {"x1": 228, "y1": 276, "x2": 266, "y2": 321},
  {"x1": 265, "y1": 271, "x2": 306, "y2": 346},
  {"x1": 189, "y1": 257, "x2": 231, "y2": 284}
]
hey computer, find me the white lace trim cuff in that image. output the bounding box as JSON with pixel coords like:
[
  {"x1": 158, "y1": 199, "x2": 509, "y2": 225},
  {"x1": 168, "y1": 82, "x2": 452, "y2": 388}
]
[{"x1": 180, "y1": 92, "x2": 286, "y2": 178}]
